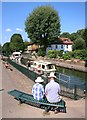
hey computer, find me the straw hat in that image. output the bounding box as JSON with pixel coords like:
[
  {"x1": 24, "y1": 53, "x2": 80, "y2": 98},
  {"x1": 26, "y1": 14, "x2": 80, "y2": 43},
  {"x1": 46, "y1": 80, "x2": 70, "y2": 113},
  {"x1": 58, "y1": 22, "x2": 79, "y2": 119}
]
[
  {"x1": 48, "y1": 72, "x2": 56, "y2": 78},
  {"x1": 35, "y1": 77, "x2": 44, "y2": 83}
]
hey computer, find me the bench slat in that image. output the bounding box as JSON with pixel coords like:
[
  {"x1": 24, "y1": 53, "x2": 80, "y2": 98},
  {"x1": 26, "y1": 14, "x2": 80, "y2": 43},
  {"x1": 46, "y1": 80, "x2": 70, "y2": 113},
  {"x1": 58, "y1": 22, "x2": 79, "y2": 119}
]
[{"x1": 8, "y1": 89, "x2": 66, "y2": 108}]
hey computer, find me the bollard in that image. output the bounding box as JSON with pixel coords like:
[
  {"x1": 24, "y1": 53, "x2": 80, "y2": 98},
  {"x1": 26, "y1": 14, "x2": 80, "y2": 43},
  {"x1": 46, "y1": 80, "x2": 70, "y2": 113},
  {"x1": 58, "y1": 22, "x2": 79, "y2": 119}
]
[
  {"x1": 74, "y1": 85, "x2": 77, "y2": 100},
  {"x1": 85, "y1": 58, "x2": 87, "y2": 67}
]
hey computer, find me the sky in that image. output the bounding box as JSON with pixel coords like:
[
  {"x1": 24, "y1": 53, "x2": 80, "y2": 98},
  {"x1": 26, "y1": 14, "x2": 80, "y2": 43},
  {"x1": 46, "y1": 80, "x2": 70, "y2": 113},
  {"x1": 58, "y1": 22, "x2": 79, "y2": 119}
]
[{"x1": 1, "y1": 1, "x2": 85, "y2": 45}]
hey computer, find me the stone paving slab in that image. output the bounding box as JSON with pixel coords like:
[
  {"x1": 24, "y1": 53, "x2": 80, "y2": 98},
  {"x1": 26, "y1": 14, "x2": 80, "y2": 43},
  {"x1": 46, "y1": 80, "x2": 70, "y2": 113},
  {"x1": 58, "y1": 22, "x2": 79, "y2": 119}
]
[{"x1": 0, "y1": 58, "x2": 86, "y2": 119}]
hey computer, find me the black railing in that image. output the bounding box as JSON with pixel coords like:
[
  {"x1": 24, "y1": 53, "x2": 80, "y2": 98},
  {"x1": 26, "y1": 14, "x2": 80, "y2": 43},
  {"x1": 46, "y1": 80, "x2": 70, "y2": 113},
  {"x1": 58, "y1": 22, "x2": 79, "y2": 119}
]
[{"x1": 8, "y1": 59, "x2": 86, "y2": 100}]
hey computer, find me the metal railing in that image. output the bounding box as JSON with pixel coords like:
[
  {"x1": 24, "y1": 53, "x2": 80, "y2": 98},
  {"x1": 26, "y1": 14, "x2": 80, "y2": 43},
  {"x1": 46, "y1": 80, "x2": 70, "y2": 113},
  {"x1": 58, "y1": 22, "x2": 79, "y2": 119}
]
[{"x1": 8, "y1": 59, "x2": 86, "y2": 100}]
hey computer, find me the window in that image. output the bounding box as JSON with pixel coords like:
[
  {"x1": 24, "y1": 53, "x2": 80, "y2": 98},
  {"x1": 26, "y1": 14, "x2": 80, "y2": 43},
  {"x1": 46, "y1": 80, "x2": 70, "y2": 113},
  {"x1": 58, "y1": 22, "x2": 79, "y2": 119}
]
[
  {"x1": 42, "y1": 65, "x2": 45, "y2": 69},
  {"x1": 15, "y1": 54, "x2": 18, "y2": 56},
  {"x1": 66, "y1": 45, "x2": 68, "y2": 48},
  {"x1": 56, "y1": 45, "x2": 57, "y2": 49},
  {"x1": 47, "y1": 64, "x2": 54, "y2": 69},
  {"x1": 61, "y1": 45, "x2": 63, "y2": 48},
  {"x1": 48, "y1": 45, "x2": 51, "y2": 47}
]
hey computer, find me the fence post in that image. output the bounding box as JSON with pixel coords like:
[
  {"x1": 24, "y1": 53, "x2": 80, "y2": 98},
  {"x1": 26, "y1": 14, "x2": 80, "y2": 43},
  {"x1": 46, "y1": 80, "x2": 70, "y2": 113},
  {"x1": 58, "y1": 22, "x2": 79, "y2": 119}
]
[{"x1": 74, "y1": 85, "x2": 77, "y2": 100}]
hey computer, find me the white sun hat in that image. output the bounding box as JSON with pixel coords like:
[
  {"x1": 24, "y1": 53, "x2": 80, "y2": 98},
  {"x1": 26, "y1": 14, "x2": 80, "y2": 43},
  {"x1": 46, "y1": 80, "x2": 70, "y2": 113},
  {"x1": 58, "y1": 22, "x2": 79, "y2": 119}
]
[
  {"x1": 35, "y1": 77, "x2": 44, "y2": 83},
  {"x1": 48, "y1": 72, "x2": 56, "y2": 78}
]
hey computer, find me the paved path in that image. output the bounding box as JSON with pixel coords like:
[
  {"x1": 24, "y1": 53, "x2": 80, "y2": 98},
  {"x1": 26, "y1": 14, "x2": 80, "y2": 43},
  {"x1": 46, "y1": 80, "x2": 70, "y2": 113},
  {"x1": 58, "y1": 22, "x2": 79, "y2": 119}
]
[
  {"x1": 0, "y1": 56, "x2": 2, "y2": 120},
  {"x1": 0, "y1": 58, "x2": 86, "y2": 119}
]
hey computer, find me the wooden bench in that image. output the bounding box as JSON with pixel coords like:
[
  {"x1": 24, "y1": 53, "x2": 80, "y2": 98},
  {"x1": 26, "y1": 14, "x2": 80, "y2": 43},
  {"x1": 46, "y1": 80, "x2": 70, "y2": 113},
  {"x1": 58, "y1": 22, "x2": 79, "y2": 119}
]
[{"x1": 8, "y1": 89, "x2": 66, "y2": 113}]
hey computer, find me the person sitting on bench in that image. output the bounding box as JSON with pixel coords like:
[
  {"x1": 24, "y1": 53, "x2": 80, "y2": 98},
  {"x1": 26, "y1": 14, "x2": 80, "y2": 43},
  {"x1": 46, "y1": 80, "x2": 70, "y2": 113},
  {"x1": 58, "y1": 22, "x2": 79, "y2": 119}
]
[
  {"x1": 32, "y1": 77, "x2": 45, "y2": 101},
  {"x1": 5, "y1": 62, "x2": 13, "y2": 71},
  {"x1": 26, "y1": 60, "x2": 31, "y2": 69},
  {"x1": 45, "y1": 72, "x2": 61, "y2": 113}
]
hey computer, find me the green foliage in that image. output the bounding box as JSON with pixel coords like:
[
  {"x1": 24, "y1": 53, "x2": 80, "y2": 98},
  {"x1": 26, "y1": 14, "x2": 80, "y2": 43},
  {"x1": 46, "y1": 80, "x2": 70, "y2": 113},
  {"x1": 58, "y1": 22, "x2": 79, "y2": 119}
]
[
  {"x1": 37, "y1": 47, "x2": 46, "y2": 57},
  {"x1": 24, "y1": 41, "x2": 29, "y2": 50},
  {"x1": 60, "y1": 32, "x2": 70, "y2": 38},
  {"x1": 73, "y1": 49, "x2": 87, "y2": 60},
  {"x1": 73, "y1": 37, "x2": 86, "y2": 50},
  {"x1": 2, "y1": 42, "x2": 11, "y2": 56},
  {"x1": 69, "y1": 33, "x2": 78, "y2": 41},
  {"x1": 48, "y1": 50, "x2": 63, "y2": 58},
  {"x1": 77, "y1": 29, "x2": 84, "y2": 36},
  {"x1": 62, "y1": 53, "x2": 71, "y2": 60},
  {"x1": 48, "y1": 50, "x2": 57, "y2": 58},
  {"x1": 47, "y1": 49, "x2": 87, "y2": 60},
  {"x1": 25, "y1": 5, "x2": 60, "y2": 48},
  {"x1": 10, "y1": 33, "x2": 24, "y2": 52},
  {"x1": 82, "y1": 28, "x2": 87, "y2": 47},
  {"x1": 56, "y1": 50, "x2": 63, "y2": 58}
]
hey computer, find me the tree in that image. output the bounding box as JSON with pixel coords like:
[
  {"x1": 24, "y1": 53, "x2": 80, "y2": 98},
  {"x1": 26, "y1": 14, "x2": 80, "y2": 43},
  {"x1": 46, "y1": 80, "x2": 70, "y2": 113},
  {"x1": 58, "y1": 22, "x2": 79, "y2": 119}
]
[
  {"x1": 77, "y1": 29, "x2": 84, "y2": 36},
  {"x1": 10, "y1": 33, "x2": 24, "y2": 52},
  {"x1": 82, "y1": 28, "x2": 87, "y2": 47},
  {"x1": 73, "y1": 37, "x2": 86, "y2": 50},
  {"x1": 25, "y1": 5, "x2": 60, "y2": 50},
  {"x1": 24, "y1": 40, "x2": 29, "y2": 50},
  {"x1": 60, "y1": 32, "x2": 70, "y2": 38},
  {"x1": 69, "y1": 33, "x2": 78, "y2": 41},
  {"x1": 2, "y1": 42, "x2": 11, "y2": 56}
]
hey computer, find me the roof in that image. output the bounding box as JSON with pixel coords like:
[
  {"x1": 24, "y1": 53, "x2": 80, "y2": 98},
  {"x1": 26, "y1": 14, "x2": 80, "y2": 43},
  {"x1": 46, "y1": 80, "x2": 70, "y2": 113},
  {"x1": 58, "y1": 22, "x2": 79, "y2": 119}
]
[
  {"x1": 49, "y1": 38, "x2": 73, "y2": 45},
  {"x1": 33, "y1": 60, "x2": 53, "y2": 65},
  {"x1": 12, "y1": 52, "x2": 21, "y2": 55},
  {"x1": 28, "y1": 42, "x2": 39, "y2": 51},
  {"x1": 59, "y1": 38, "x2": 73, "y2": 45},
  {"x1": 31, "y1": 44, "x2": 39, "y2": 50}
]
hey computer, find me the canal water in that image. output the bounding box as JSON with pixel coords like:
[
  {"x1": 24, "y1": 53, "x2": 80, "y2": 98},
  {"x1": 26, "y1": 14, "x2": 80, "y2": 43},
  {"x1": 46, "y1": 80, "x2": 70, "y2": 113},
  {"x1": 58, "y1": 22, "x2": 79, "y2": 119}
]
[{"x1": 56, "y1": 66, "x2": 87, "y2": 90}]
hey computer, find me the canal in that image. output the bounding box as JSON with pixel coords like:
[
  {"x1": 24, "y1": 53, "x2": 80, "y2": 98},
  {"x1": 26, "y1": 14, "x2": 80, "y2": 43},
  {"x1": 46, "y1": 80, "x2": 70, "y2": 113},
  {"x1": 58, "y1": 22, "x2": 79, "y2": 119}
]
[{"x1": 56, "y1": 66, "x2": 87, "y2": 90}]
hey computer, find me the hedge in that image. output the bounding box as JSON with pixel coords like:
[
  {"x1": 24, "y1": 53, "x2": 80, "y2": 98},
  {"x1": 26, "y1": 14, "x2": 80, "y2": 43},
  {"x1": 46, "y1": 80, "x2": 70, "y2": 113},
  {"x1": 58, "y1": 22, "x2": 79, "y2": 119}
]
[{"x1": 47, "y1": 49, "x2": 87, "y2": 60}]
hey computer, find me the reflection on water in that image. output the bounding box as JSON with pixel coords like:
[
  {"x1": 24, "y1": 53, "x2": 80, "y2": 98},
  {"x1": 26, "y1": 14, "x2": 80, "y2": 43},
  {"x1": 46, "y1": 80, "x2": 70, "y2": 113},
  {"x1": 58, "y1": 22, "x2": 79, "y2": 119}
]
[{"x1": 56, "y1": 67, "x2": 87, "y2": 85}]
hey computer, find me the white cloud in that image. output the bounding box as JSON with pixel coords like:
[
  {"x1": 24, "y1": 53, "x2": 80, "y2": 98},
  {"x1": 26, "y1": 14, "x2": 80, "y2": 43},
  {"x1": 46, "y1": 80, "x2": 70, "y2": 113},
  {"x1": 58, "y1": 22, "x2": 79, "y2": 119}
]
[
  {"x1": 16, "y1": 28, "x2": 23, "y2": 32},
  {"x1": 5, "y1": 28, "x2": 12, "y2": 32}
]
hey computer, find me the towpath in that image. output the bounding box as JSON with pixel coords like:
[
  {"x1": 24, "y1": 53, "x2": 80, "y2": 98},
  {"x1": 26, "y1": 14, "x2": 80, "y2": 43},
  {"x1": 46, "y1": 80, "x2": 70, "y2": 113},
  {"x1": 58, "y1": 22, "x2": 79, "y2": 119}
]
[{"x1": 0, "y1": 58, "x2": 86, "y2": 119}]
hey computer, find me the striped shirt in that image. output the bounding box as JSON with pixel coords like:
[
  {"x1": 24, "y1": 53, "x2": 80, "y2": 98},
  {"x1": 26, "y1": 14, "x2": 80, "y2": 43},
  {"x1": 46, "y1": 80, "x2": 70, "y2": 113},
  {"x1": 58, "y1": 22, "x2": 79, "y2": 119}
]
[{"x1": 32, "y1": 83, "x2": 44, "y2": 101}]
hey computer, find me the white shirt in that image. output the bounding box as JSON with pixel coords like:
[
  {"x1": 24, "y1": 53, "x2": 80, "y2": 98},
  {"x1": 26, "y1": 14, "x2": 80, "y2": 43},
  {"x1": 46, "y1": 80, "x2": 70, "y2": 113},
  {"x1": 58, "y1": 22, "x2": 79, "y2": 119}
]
[{"x1": 45, "y1": 79, "x2": 61, "y2": 103}]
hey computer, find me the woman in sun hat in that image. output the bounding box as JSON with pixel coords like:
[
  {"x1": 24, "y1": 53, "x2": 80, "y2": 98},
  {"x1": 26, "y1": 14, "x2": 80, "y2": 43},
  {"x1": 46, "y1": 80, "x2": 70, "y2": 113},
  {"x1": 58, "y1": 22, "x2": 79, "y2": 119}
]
[
  {"x1": 45, "y1": 72, "x2": 61, "y2": 113},
  {"x1": 32, "y1": 77, "x2": 45, "y2": 101}
]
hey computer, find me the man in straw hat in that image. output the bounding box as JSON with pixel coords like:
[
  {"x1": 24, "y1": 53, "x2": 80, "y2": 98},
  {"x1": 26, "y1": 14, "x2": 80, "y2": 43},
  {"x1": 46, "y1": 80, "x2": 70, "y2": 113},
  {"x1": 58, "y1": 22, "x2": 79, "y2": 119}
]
[
  {"x1": 32, "y1": 77, "x2": 45, "y2": 101},
  {"x1": 45, "y1": 72, "x2": 61, "y2": 113}
]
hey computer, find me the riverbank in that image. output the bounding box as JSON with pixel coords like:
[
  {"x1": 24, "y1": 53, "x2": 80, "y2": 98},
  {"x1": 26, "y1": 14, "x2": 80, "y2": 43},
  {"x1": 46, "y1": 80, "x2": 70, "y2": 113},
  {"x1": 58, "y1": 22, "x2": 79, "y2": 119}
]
[{"x1": 31, "y1": 57, "x2": 87, "y2": 73}]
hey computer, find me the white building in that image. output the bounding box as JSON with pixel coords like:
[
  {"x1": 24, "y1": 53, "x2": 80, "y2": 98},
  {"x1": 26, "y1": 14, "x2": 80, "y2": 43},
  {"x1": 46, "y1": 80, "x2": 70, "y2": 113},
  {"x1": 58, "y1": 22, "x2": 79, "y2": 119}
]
[{"x1": 46, "y1": 38, "x2": 73, "y2": 54}]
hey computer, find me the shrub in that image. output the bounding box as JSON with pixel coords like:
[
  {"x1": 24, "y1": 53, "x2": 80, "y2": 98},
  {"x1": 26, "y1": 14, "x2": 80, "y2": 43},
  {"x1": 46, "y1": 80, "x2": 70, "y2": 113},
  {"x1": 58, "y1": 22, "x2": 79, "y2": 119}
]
[
  {"x1": 47, "y1": 49, "x2": 87, "y2": 60},
  {"x1": 72, "y1": 49, "x2": 87, "y2": 60},
  {"x1": 48, "y1": 50, "x2": 57, "y2": 58},
  {"x1": 62, "y1": 53, "x2": 71, "y2": 60},
  {"x1": 56, "y1": 50, "x2": 63, "y2": 58},
  {"x1": 37, "y1": 47, "x2": 46, "y2": 57}
]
